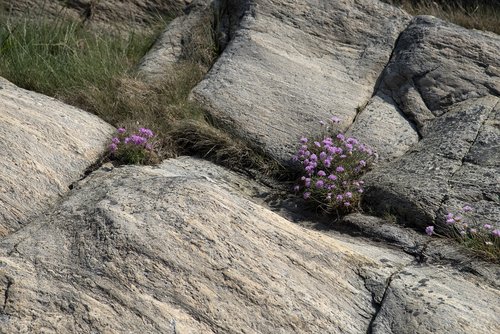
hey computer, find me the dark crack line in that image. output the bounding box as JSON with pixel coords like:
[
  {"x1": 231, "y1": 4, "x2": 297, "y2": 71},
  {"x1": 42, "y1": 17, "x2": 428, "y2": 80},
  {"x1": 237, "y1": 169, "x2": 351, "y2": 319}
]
[
  {"x1": 2, "y1": 279, "x2": 12, "y2": 314},
  {"x1": 438, "y1": 98, "x2": 499, "y2": 211},
  {"x1": 366, "y1": 270, "x2": 395, "y2": 334}
]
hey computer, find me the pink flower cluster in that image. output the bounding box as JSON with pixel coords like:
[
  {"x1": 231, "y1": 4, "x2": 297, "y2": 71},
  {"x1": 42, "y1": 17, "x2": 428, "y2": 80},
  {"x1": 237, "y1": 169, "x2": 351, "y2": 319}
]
[
  {"x1": 109, "y1": 127, "x2": 155, "y2": 153},
  {"x1": 292, "y1": 117, "x2": 375, "y2": 213},
  {"x1": 426, "y1": 205, "x2": 500, "y2": 240}
]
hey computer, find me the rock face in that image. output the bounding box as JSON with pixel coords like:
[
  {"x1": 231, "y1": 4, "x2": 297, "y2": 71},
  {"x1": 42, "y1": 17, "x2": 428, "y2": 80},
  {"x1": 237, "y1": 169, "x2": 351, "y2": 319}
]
[
  {"x1": 0, "y1": 77, "x2": 114, "y2": 235},
  {"x1": 1, "y1": 0, "x2": 188, "y2": 31},
  {"x1": 363, "y1": 17, "x2": 500, "y2": 228},
  {"x1": 1, "y1": 157, "x2": 498, "y2": 333},
  {"x1": 191, "y1": 0, "x2": 411, "y2": 162},
  {"x1": 183, "y1": 1, "x2": 500, "y2": 229},
  {"x1": 137, "y1": 0, "x2": 213, "y2": 81},
  {"x1": 1, "y1": 0, "x2": 500, "y2": 333}
]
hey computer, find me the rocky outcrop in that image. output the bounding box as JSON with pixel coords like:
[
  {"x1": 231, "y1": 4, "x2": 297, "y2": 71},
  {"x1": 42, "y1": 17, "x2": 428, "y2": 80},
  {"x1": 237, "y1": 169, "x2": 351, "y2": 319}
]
[
  {"x1": 0, "y1": 77, "x2": 114, "y2": 235},
  {"x1": 180, "y1": 1, "x2": 500, "y2": 229},
  {"x1": 363, "y1": 17, "x2": 500, "y2": 228},
  {"x1": 137, "y1": 0, "x2": 214, "y2": 81},
  {"x1": 1, "y1": 0, "x2": 188, "y2": 31},
  {"x1": 191, "y1": 0, "x2": 411, "y2": 163},
  {"x1": 1, "y1": 157, "x2": 498, "y2": 333}
]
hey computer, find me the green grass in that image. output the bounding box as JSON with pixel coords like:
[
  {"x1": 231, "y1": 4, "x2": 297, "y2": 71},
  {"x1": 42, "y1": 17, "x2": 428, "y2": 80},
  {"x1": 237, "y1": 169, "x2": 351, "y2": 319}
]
[
  {"x1": 0, "y1": 17, "x2": 154, "y2": 97},
  {"x1": 384, "y1": 0, "x2": 500, "y2": 34}
]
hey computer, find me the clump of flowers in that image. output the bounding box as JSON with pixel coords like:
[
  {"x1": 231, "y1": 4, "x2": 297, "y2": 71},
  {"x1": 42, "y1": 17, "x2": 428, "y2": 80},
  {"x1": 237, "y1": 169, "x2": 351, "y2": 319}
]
[
  {"x1": 292, "y1": 116, "x2": 376, "y2": 214},
  {"x1": 425, "y1": 205, "x2": 500, "y2": 260},
  {"x1": 108, "y1": 127, "x2": 159, "y2": 165}
]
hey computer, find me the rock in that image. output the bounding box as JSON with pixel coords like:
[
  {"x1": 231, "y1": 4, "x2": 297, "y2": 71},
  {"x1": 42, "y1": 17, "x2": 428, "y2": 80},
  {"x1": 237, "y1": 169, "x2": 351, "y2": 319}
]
[
  {"x1": 0, "y1": 77, "x2": 114, "y2": 235},
  {"x1": 347, "y1": 93, "x2": 419, "y2": 161},
  {"x1": 0, "y1": 157, "x2": 403, "y2": 333},
  {"x1": 191, "y1": 0, "x2": 411, "y2": 163},
  {"x1": 1, "y1": 157, "x2": 499, "y2": 333},
  {"x1": 380, "y1": 16, "x2": 500, "y2": 126},
  {"x1": 362, "y1": 16, "x2": 500, "y2": 229},
  {"x1": 371, "y1": 265, "x2": 500, "y2": 334},
  {"x1": 137, "y1": 0, "x2": 214, "y2": 81}
]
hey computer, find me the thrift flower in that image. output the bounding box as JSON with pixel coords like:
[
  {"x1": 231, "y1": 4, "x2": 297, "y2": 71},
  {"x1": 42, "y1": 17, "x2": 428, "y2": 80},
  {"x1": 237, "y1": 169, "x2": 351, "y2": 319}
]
[
  {"x1": 462, "y1": 205, "x2": 473, "y2": 212},
  {"x1": 425, "y1": 226, "x2": 434, "y2": 236},
  {"x1": 331, "y1": 116, "x2": 341, "y2": 123}
]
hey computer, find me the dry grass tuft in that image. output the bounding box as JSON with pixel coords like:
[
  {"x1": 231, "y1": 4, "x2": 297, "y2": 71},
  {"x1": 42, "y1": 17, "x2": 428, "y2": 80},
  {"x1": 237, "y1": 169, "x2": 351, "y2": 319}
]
[{"x1": 384, "y1": 0, "x2": 500, "y2": 34}]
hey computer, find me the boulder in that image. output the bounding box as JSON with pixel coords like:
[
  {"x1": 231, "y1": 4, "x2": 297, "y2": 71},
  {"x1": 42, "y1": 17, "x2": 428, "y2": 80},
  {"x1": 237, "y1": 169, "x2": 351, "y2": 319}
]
[
  {"x1": 1, "y1": 157, "x2": 498, "y2": 333},
  {"x1": 363, "y1": 17, "x2": 500, "y2": 229},
  {"x1": 0, "y1": 77, "x2": 114, "y2": 235},
  {"x1": 137, "y1": 0, "x2": 214, "y2": 81},
  {"x1": 191, "y1": 0, "x2": 411, "y2": 163}
]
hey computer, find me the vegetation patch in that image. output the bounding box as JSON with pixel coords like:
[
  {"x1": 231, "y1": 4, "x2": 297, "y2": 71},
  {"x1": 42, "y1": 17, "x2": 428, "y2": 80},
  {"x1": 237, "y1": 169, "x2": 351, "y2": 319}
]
[
  {"x1": 292, "y1": 117, "x2": 376, "y2": 216},
  {"x1": 426, "y1": 206, "x2": 500, "y2": 261},
  {"x1": 0, "y1": 6, "x2": 277, "y2": 172},
  {"x1": 384, "y1": 0, "x2": 500, "y2": 34}
]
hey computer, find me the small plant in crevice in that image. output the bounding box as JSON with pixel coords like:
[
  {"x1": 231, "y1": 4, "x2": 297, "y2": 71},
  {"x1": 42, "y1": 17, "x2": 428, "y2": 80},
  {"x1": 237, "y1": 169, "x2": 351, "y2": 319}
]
[
  {"x1": 292, "y1": 116, "x2": 376, "y2": 215},
  {"x1": 108, "y1": 127, "x2": 160, "y2": 165},
  {"x1": 425, "y1": 205, "x2": 500, "y2": 261}
]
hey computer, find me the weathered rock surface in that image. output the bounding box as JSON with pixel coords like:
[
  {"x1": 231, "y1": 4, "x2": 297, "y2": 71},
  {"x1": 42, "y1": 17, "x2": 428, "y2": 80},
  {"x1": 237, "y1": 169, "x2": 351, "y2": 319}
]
[
  {"x1": 191, "y1": 0, "x2": 410, "y2": 162},
  {"x1": 1, "y1": 0, "x2": 188, "y2": 31},
  {"x1": 1, "y1": 157, "x2": 498, "y2": 333},
  {"x1": 363, "y1": 17, "x2": 500, "y2": 229},
  {"x1": 0, "y1": 77, "x2": 114, "y2": 235},
  {"x1": 137, "y1": 0, "x2": 213, "y2": 81}
]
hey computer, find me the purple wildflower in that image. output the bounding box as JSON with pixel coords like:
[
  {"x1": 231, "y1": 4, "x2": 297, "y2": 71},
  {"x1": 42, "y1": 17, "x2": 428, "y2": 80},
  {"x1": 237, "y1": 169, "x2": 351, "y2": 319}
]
[
  {"x1": 111, "y1": 137, "x2": 120, "y2": 144},
  {"x1": 303, "y1": 192, "x2": 311, "y2": 200},
  {"x1": 328, "y1": 174, "x2": 337, "y2": 181},
  {"x1": 483, "y1": 224, "x2": 492, "y2": 229},
  {"x1": 359, "y1": 160, "x2": 366, "y2": 167},
  {"x1": 317, "y1": 170, "x2": 326, "y2": 177},
  {"x1": 336, "y1": 194, "x2": 343, "y2": 201},
  {"x1": 331, "y1": 116, "x2": 341, "y2": 123},
  {"x1": 139, "y1": 128, "x2": 154, "y2": 138},
  {"x1": 314, "y1": 141, "x2": 321, "y2": 147},
  {"x1": 336, "y1": 133, "x2": 345, "y2": 141},
  {"x1": 492, "y1": 229, "x2": 500, "y2": 237},
  {"x1": 293, "y1": 185, "x2": 300, "y2": 192},
  {"x1": 300, "y1": 137, "x2": 308, "y2": 144},
  {"x1": 109, "y1": 143, "x2": 118, "y2": 152},
  {"x1": 346, "y1": 137, "x2": 358, "y2": 145},
  {"x1": 130, "y1": 135, "x2": 147, "y2": 146},
  {"x1": 336, "y1": 166, "x2": 345, "y2": 173},
  {"x1": 425, "y1": 226, "x2": 434, "y2": 236},
  {"x1": 117, "y1": 127, "x2": 126, "y2": 134},
  {"x1": 344, "y1": 202, "x2": 351, "y2": 207},
  {"x1": 316, "y1": 180, "x2": 324, "y2": 188},
  {"x1": 462, "y1": 205, "x2": 473, "y2": 212},
  {"x1": 345, "y1": 192, "x2": 352, "y2": 198}
]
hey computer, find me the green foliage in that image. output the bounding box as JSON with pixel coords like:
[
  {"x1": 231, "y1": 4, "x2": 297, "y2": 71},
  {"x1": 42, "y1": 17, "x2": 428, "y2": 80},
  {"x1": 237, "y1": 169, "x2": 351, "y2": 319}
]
[{"x1": 0, "y1": 17, "x2": 154, "y2": 98}]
